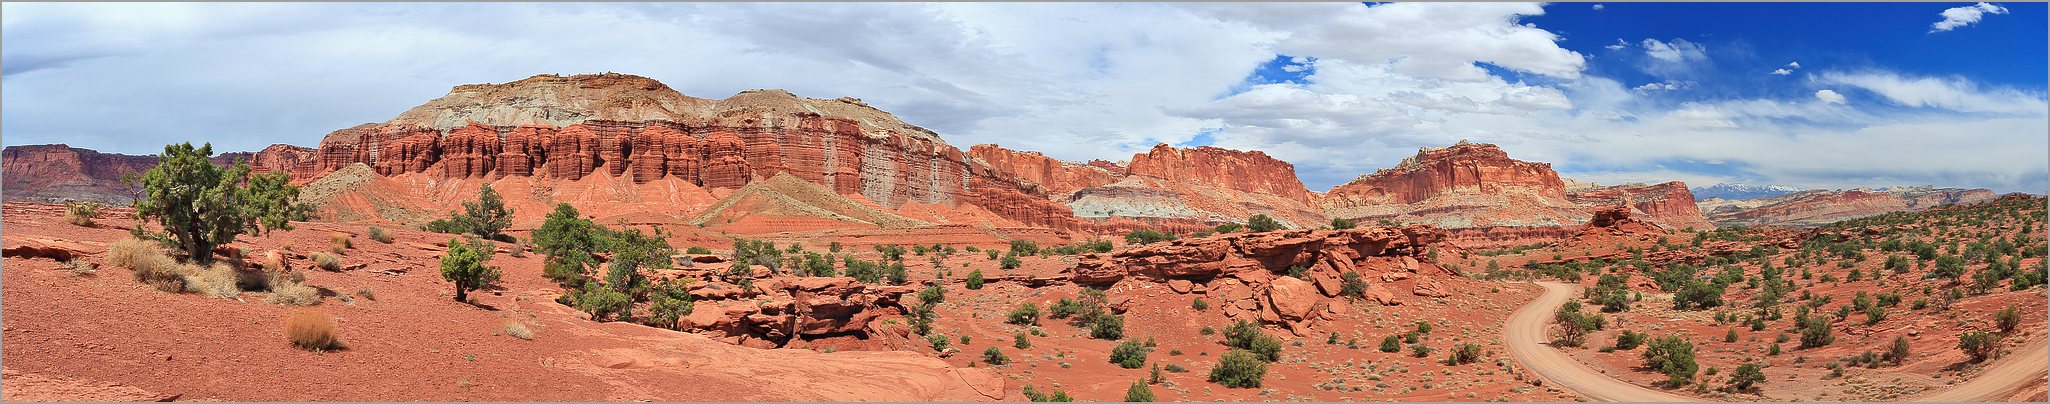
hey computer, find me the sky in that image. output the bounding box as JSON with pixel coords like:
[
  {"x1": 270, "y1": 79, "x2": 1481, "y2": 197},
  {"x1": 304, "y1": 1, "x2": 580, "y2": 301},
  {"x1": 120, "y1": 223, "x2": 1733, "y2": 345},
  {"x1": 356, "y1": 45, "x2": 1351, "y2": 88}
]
[{"x1": 3, "y1": 2, "x2": 2045, "y2": 194}]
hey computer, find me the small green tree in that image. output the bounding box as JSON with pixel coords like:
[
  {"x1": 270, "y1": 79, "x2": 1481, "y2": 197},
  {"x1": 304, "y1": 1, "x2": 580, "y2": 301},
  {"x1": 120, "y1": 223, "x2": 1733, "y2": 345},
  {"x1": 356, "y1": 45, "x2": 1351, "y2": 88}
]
[
  {"x1": 1000, "y1": 253, "x2": 1023, "y2": 269},
  {"x1": 1380, "y1": 335, "x2": 1402, "y2": 353},
  {"x1": 603, "y1": 225, "x2": 675, "y2": 296},
  {"x1": 131, "y1": 142, "x2": 305, "y2": 263},
  {"x1": 984, "y1": 346, "x2": 1009, "y2": 365},
  {"x1": 1246, "y1": 214, "x2": 1283, "y2": 232},
  {"x1": 460, "y1": 184, "x2": 513, "y2": 240},
  {"x1": 534, "y1": 204, "x2": 604, "y2": 286},
  {"x1": 1996, "y1": 304, "x2": 2022, "y2": 333},
  {"x1": 1124, "y1": 380, "x2": 1155, "y2": 402},
  {"x1": 1339, "y1": 272, "x2": 1368, "y2": 300},
  {"x1": 1799, "y1": 319, "x2": 1833, "y2": 348},
  {"x1": 1091, "y1": 314, "x2": 1126, "y2": 340},
  {"x1": 1007, "y1": 302, "x2": 1041, "y2": 326},
  {"x1": 439, "y1": 237, "x2": 502, "y2": 302},
  {"x1": 644, "y1": 278, "x2": 695, "y2": 329},
  {"x1": 1124, "y1": 229, "x2": 1176, "y2": 245}
]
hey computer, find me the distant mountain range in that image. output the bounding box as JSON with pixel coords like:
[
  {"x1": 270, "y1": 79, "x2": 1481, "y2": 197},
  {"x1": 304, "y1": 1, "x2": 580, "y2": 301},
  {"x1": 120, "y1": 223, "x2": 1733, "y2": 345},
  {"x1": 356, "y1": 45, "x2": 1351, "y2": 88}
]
[{"x1": 1691, "y1": 183, "x2": 1803, "y2": 201}]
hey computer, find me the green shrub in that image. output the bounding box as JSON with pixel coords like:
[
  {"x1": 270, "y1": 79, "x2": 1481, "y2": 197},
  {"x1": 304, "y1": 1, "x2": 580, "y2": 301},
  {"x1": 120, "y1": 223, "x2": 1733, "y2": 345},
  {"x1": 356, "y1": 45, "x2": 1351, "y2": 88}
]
[
  {"x1": 966, "y1": 269, "x2": 986, "y2": 290},
  {"x1": 1124, "y1": 380, "x2": 1155, "y2": 402},
  {"x1": 1642, "y1": 335, "x2": 1699, "y2": 387},
  {"x1": 1959, "y1": 331, "x2": 2000, "y2": 362},
  {"x1": 1996, "y1": 305, "x2": 2021, "y2": 333},
  {"x1": 1207, "y1": 349, "x2": 1267, "y2": 388},
  {"x1": 984, "y1": 346, "x2": 1009, "y2": 365},
  {"x1": 1246, "y1": 215, "x2": 1283, "y2": 232},
  {"x1": 1799, "y1": 319, "x2": 1833, "y2": 348},
  {"x1": 1091, "y1": 315, "x2": 1126, "y2": 340},
  {"x1": 1328, "y1": 218, "x2": 1356, "y2": 230},
  {"x1": 1444, "y1": 343, "x2": 1483, "y2": 365},
  {"x1": 1191, "y1": 298, "x2": 1209, "y2": 311},
  {"x1": 63, "y1": 201, "x2": 101, "y2": 226},
  {"x1": 1726, "y1": 363, "x2": 1765, "y2": 392},
  {"x1": 1615, "y1": 330, "x2": 1644, "y2": 350},
  {"x1": 1124, "y1": 229, "x2": 1177, "y2": 245},
  {"x1": 1000, "y1": 253, "x2": 1022, "y2": 269},
  {"x1": 1380, "y1": 335, "x2": 1402, "y2": 353},
  {"x1": 1111, "y1": 340, "x2": 1150, "y2": 369},
  {"x1": 1015, "y1": 331, "x2": 1032, "y2": 349},
  {"x1": 1008, "y1": 303, "x2": 1041, "y2": 325}
]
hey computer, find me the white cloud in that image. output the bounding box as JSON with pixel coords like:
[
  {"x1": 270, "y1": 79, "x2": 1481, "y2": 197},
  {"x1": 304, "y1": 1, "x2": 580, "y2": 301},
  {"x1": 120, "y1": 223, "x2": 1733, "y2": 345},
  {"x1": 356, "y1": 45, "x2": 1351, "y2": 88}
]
[
  {"x1": 1632, "y1": 80, "x2": 1694, "y2": 92},
  {"x1": 1592, "y1": 4, "x2": 1605, "y2": 10},
  {"x1": 1786, "y1": 61, "x2": 1801, "y2": 68},
  {"x1": 1815, "y1": 89, "x2": 1847, "y2": 104},
  {"x1": 1931, "y1": 2, "x2": 2009, "y2": 32},
  {"x1": 1815, "y1": 71, "x2": 2047, "y2": 114},
  {"x1": 1640, "y1": 38, "x2": 1707, "y2": 63},
  {"x1": 1605, "y1": 38, "x2": 1628, "y2": 50},
  {"x1": 1771, "y1": 69, "x2": 1793, "y2": 75}
]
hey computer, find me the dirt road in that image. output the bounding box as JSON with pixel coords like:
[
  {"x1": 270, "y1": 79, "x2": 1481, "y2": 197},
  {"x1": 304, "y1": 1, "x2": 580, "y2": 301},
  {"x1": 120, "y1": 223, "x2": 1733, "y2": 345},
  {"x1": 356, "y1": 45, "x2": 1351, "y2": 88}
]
[
  {"x1": 1502, "y1": 282, "x2": 1695, "y2": 401},
  {"x1": 1505, "y1": 281, "x2": 2048, "y2": 402}
]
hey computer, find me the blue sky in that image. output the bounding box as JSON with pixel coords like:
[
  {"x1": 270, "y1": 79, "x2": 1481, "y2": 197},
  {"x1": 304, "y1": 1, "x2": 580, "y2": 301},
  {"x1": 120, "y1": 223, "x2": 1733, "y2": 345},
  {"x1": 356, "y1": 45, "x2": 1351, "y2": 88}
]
[{"x1": 3, "y1": 3, "x2": 2045, "y2": 193}]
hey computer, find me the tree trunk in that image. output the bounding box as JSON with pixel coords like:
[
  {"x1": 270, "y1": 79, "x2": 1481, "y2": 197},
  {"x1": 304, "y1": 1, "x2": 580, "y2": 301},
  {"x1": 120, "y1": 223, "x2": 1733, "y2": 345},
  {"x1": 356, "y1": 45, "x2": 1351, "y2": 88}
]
[{"x1": 454, "y1": 285, "x2": 467, "y2": 302}]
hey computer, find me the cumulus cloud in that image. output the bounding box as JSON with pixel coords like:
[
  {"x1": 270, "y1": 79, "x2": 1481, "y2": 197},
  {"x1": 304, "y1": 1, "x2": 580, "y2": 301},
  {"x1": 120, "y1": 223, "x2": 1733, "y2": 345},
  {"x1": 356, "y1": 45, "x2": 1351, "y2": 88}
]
[
  {"x1": 1815, "y1": 71, "x2": 2046, "y2": 114},
  {"x1": 1771, "y1": 69, "x2": 1793, "y2": 75},
  {"x1": 1632, "y1": 80, "x2": 1695, "y2": 92},
  {"x1": 1605, "y1": 38, "x2": 1628, "y2": 50},
  {"x1": 1815, "y1": 89, "x2": 1847, "y2": 104},
  {"x1": 1640, "y1": 38, "x2": 1707, "y2": 63},
  {"x1": 1930, "y1": 2, "x2": 2009, "y2": 32},
  {"x1": 1592, "y1": 4, "x2": 1605, "y2": 10},
  {"x1": 1786, "y1": 61, "x2": 1801, "y2": 68}
]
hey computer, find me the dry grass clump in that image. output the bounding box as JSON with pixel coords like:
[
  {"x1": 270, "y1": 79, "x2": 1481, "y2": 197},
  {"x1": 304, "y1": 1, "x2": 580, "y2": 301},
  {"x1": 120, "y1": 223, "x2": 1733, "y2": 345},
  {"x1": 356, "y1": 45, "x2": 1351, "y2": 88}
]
[
  {"x1": 110, "y1": 238, "x2": 183, "y2": 292},
  {"x1": 504, "y1": 321, "x2": 536, "y2": 340},
  {"x1": 181, "y1": 263, "x2": 240, "y2": 299},
  {"x1": 284, "y1": 309, "x2": 343, "y2": 351},
  {"x1": 63, "y1": 202, "x2": 100, "y2": 226},
  {"x1": 366, "y1": 226, "x2": 394, "y2": 244},
  {"x1": 355, "y1": 287, "x2": 376, "y2": 301},
  {"x1": 328, "y1": 232, "x2": 352, "y2": 254},
  {"x1": 61, "y1": 259, "x2": 98, "y2": 277},
  {"x1": 309, "y1": 252, "x2": 342, "y2": 271},
  {"x1": 267, "y1": 281, "x2": 322, "y2": 306}
]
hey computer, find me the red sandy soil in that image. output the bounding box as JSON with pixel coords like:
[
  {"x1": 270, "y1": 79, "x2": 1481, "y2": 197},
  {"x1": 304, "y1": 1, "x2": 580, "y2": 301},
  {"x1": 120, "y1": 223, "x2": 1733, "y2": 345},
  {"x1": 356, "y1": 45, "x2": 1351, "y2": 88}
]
[{"x1": 0, "y1": 202, "x2": 1002, "y2": 401}]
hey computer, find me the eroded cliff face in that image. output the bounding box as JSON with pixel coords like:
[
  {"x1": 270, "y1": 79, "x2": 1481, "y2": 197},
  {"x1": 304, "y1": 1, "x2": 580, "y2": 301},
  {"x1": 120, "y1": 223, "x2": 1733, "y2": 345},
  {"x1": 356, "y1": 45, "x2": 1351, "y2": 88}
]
[
  {"x1": 1700, "y1": 187, "x2": 1999, "y2": 227},
  {"x1": 965, "y1": 145, "x2": 1120, "y2": 199},
  {"x1": 1565, "y1": 181, "x2": 1713, "y2": 230},
  {"x1": 299, "y1": 73, "x2": 1079, "y2": 229},
  {"x1": 973, "y1": 143, "x2": 1328, "y2": 229},
  {"x1": 1322, "y1": 141, "x2": 1588, "y2": 228}
]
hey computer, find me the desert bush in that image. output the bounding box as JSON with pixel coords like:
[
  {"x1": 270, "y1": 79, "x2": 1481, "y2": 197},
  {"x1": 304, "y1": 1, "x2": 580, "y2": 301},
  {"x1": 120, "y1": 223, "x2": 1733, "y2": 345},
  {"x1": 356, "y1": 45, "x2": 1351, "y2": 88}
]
[
  {"x1": 1996, "y1": 305, "x2": 2021, "y2": 333},
  {"x1": 1191, "y1": 298, "x2": 1209, "y2": 311},
  {"x1": 1091, "y1": 314, "x2": 1126, "y2": 340},
  {"x1": 1444, "y1": 343, "x2": 1484, "y2": 365},
  {"x1": 310, "y1": 252, "x2": 341, "y2": 271},
  {"x1": 1007, "y1": 303, "x2": 1041, "y2": 326},
  {"x1": 132, "y1": 142, "x2": 306, "y2": 264},
  {"x1": 284, "y1": 309, "x2": 342, "y2": 351},
  {"x1": 439, "y1": 237, "x2": 502, "y2": 302},
  {"x1": 1409, "y1": 342, "x2": 1433, "y2": 358},
  {"x1": 267, "y1": 281, "x2": 321, "y2": 306},
  {"x1": 1328, "y1": 217, "x2": 1356, "y2": 230},
  {"x1": 111, "y1": 238, "x2": 183, "y2": 291},
  {"x1": 329, "y1": 232, "x2": 353, "y2": 253},
  {"x1": 1124, "y1": 229, "x2": 1176, "y2": 245},
  {"x1": 1111, "y1": 340, "x2": 1150, "y2": 369},
  {"x1": 1380, "y1": 335, "x2": 1402, "y2": 352},
  {"x1": 966, "y1": 269, "x2": 986, "y2": 290},
  {"x1": 1642, "y1": 335, "x2": 1699, "y2": 387},
  {"x1": 1959, "y1": 331, "x2": 2001, "y2": 362},
  {"x1": 1014, "y1": 332, "x2": 1032, "y2": 349},
  {"x1": 1000, "y1": 253, "x2": 1022, "y2": 270},
  {"x1": 355, "y1": 287, "x2": 376, "y2": 301},
  {"x1": 1208, "y1": 349, "x2": 1267, "y2": 388},
  {"x1": 1882, "y1": 335, "x2": 1911, "y2": 365},
  {"x1": 1615, "y1": 330, "x2": 1645, "y2": 350},
  {"x1": 1799, "y1": 318, "x2": 1833, "y2": 348},
  {"x1": 504, "y1": 321, "x2": 535, "y2": 340},
  {"x1": 984, "y1": 346, "x2": 1009, "y2": 365},
  {"x1": 1726, "y1": 363, "x2": 1765, "y2": 392},
  {"x1": 1245, "y1": 214, "x2": 1283, "y2": 232},
  {"x1": 63, "y1": 201, "x2": 101, "y2": 226}
]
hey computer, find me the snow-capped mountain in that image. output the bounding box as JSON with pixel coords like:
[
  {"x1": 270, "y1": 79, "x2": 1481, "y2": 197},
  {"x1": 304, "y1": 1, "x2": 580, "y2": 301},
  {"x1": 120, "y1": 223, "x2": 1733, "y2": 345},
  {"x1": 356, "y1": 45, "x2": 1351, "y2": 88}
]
[{"x1": 1691, "y1": 183, "x2": 1804, "y2": 201}]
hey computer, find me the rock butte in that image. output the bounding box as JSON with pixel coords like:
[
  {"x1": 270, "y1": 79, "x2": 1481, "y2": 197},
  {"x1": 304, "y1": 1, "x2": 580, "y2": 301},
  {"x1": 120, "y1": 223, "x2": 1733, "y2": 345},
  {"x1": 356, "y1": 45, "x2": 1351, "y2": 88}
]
[{"x1": 0, "y1": 73, "x2": 2000, "y2": 241}]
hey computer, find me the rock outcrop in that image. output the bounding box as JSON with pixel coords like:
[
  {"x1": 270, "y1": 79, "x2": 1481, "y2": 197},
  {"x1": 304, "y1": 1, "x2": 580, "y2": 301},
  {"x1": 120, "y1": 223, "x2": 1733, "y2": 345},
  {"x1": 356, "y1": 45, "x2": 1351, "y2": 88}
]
[
  {"x1": 978, "y1": 143, "x2": 1327, "y2": 230},
  {"x1": 294, "y1": 73, "x2": 1080, "y2": 229},
  {"x1": 1, "y1": 144, "x2": 313, "y2": 205},
  {"x1": 1565, "y1": 181, "x2": 1713, "y2": 230},
  {"x1": 965, "y1": 145, "x2": 1120, "y2": 200},
  {"x1": 1323, "y1": 141, "x2": 1588, "y2": 228},
  {"x1": 1698, "y1": 186, "x2": 1998, "y2": 227},
  {"x1": 1069, "y1": 225, "x2": 1460, "y2": 335},
  {"x1": 677, "y1": 275, "x2": 913, "y2": 349}
]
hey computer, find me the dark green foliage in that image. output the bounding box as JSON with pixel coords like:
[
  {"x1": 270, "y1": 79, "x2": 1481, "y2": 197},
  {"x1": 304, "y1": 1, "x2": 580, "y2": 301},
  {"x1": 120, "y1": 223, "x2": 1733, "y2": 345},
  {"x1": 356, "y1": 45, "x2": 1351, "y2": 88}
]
[
  {"x1": 1444, "y1": 343, "x2": 1483, "y2": 365},
  {"x1": 874, "y1": 244, "x2": 906, "y2": 261},
  {"x1": 1191, "y1": 298, "x2": 1209, "y2": 311},
  {"x1": 1000, "y1": 253, "x2": 1022, "y2": 269},
  {"x1": 439, "y1": 237, "x2": 501, "y2": 302},
  {"x1": 966, "y1": 269, "x2": 986, "y2": 290},
  {"x1": 1883, "y1": 335, "x2": 1911, "y2": 365},
  {"x1": 1380, "y1": 335, "x2": 1402, "y2": 353},
  {"x1": 984, "y1": 346, "x2": 1009, "y2": 365},
  {"x1": 906, "y1": 303, "x2": 937, "y2": 336},
  {"x1": 1727, "y1": 363, "x2": 1765, "y2": 392},
  {"x1": 1124, "y1": 229, "x2": 1176, "y2": 245},
  {"x1": 1996, "y1": 304, "x2": 2022, "y2": 333},
  {"x1": 1246, "y1": 214, "x2": 1283, "y2": 232},
  {"x1": 1009, "y1": 240, "x2": 1040, "y2": 256},
  {"x1": 1214, "y1": 222, "x2": 1243, "y2": 234},
  {"x1": 1111, "y1": 340, "x2": 1150, "y2": 369},
  {"x1": 1015, "y1": 331, "x2": 1032, "y2": 349},
  {"x1": 1588, "y1": 273, "x2": 1632, "y2": 312},
  {"x1": 919, "y1": 284, "x2": 946, "y2": 305},
  {"x1": 1642, "y1": 335, "x2": 1699, "y2": 387},
  {"x1": 1125, "y1": 380, "x2": 1155, "y2": 402},
  {"x1": 1409, "y1": 342, "x2": 1433, "y2": 358},
  {"x1": 603, "y1": 225, "x2": 675, "y2": 296},
  {"x1": 1615, "y1": 330, "x2": 1644, "y2": 350},
  {"x1": 1021, "y1": 385, "x2": 1073, "y2": 402},
  {"x1": 1329, "y1": 218, "x2": 1356, "y2": 230},
  {"x1": 461, "y1": 184, "x2": 513, "y2": 240},
  {"x1": 1007, "y1": 303, "x2": 1041, "y2": 326},
  {"x1": 1800, "y1": 318, "x2": 1833, "y2": 348},
  {"x1": 1050, "y1": 297, "x2": 1083, "y2": 318},
  {"x1": 131, "y1": 142, "x2": 306, "y2": 264},
  {"x1": 644, "y1": 278, "x2": 695, "y2": 329},
  {"x1": 1959, "y1": 331, "x2": 2000, "y2": 362},
  {"x1": 1091, "y1": 314, "x2": 1126, "y2": 340},
  {"x1": 886, "y1": 262, "x2": 909, "y2": 285},
  {"x1": 1340, "y1": 272, "x2": 1368, "y2": 300},
  {"x1": 1208, "y1": 349, "x2": 1267, "y2": 388},
  {"x1": 568, "y1": 282, "x2": 630, "y2": 321},
  {"x1": 1673, "y1": 277, "x2": 1727, "y2": 310}
]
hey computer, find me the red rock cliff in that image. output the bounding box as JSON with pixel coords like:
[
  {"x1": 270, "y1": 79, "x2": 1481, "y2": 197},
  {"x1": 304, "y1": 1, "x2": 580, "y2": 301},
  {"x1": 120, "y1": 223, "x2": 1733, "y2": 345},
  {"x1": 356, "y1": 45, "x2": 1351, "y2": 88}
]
[
  {"x1": 1322, "y1": 141, "x2": 1586, "y2": 228},
  {"x1": 1565, "y1": 181, "x2": 1713, "y2": 230},
  {"x1": 965, "y1": 144, "x2": 1120, "y2": 199},
  {"x1": 2, "y1": 144, "x2": 316, "y2": 205},
  {"x1": 1126, "y1": 144, "x2": 1316, "y2": 204}
]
